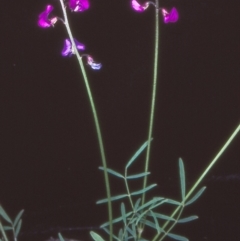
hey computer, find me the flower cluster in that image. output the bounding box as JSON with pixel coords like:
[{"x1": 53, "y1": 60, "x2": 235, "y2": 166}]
[
  {"x1": 37, "y1": 0, "x2": 101, "y2": 70},
  {"x1": 131, "y1": 0, "x2": 179, "y2": 23}
]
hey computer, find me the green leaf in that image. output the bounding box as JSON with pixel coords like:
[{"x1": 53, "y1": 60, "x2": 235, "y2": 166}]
[
  {"x1": 90, "y1": 231, "x2": 106, "y2": 241},
  {"x1": 150, "y1": 210, "x2": 161, "y2": 233},
  {"x1": 131, "y1": 184, "x2": 157, "y2": 196},
  {"x1": 0, "y1": 206, "x2": 12, "y2": 224},
  {"x1": 131, "y1": 223, "x2": 137, "y2": 240},
  {"x1": 58, "y1": 233, "x2": 65, "y2": 241},
  {"x1": 13, "y1": 210, "x2": 24, "y2": 228},
  {"x1": 178, "y1": 216, "x2": 198, "y2": 223},
  {"x1": 179, "y1": 158, "x2": 186, "y2": 200},
  {"x1": 118, "y1": 228, "x2": 123, "y2": 241},
  {"x1": 14, "y1": 219, "x2": 22, "y2": 238},
  {"x1": 98, "y1": 167, "x2": 124, "y2": 179},
  {"x1": 185, "y1": 187, "x2": 206, "y2": 206},
  {"x1": 121, "y1": 203, "x2": 127, "y2": 226},
  {"x1": 126, "y1": 140, "x2": 152, "y2": 169},
  {"x1": 138, "y1": 219, "x2": 156, "y2": 230},
  {"x1": 97, "y1": 194, "x2": 128, "y2": 204},
  {"x1": 3, "y1": 226, "x2": 12, "y2": 231},
  {"x1": 101, "y1": 211, "x2": 133, "y2": 227},
  {"x1": 126, "y1": 172, "x2": 150, "y2": 179},
  {"x1": 133, "y1": 198, "x2": 141, "y2": 212},
  {"x1": 136, "y1": 197, "x2": 164, "y2": 212},
  {"x1": 102, "y1": 227, "x2": 119, "y2": 241},
  {"x1": 167, "y1": 233, "x2": 188, "y2": 241},
  {"x1": 147, "y1": 212, "x2": 175, "y2": 222},
  {"x1": 165, "y1": 199, "x2": 181, "y2": 206}
]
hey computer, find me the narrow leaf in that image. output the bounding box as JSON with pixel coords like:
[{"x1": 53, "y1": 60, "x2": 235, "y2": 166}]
[
  {"x1": 178, "y1": 216, "x2": 198, "y2": 223},
  {"x1": 58, "y1": 233, "x2": 65, "y2": 241},
  {"x1": 97, "y1": 194, "x2": 128, "y2": 204},
  {"x1": 101, "y1": 211, "x2": 133, "y2": 227},
  {"x1": 165, "y1": 199, "x2": 181, "y2": 206},
  {"x1": 179, "y1": 158, "x2": 186, "y2": 200},
  {"x1": 14, "y1": 219, "x2": 22, "y2": 238},
  {"x1": 150, "y1": 210, "x2": 161, "y2": 233},
  {"x1": 90, "y1": 231, "x2": 106, "y2": 241},
  {"x1": 13, "y1": 210, "x2": 24, "y2": 228},
  {"x1": 102, "y1": 227, "x2": 119, "y2": 241},
  {"x1": 121, "y1": 203, "x2": 127, "y2": 226},
  {"x1": 126, "y1": 172, "x2": 150, "y2": 179},
  {"x1": 185, "y1": 187, "x2": 206, "y2": 206},
  {"x1": 0, "y1": 206, "x2": 12, "y2": 224},
  {"x1": 138, "y1": 219, "x2": 156, "y2": 230},
  {"x1": 98, "y1": 167, "x2": 124, "y2": 179},
  {"x1": 167, "y1": 233, "x2": 188, "y2": 241},
  {"x1": 133, "y1": 198, "x2": 141, "y2": 212},
  {"x1": 126, "y1": 140, "x2": 152, "y2": 169},
  {"x1": 136, "y1": 197, "x2": 164, "y2": 212},
  {"x1": 147, "y1": 212, "x2": 175, "y2": 222},
  {"x1": 131, "y1": 184, "x2": 157, "y2": 196},
  {"x1": 2, "y1": 226, "x2": 12, "y2": 231}
]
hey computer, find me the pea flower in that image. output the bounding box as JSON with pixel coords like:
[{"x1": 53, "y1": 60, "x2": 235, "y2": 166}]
[
  {"x1": 131, "y1": 0, "x2": 149, "y2": 12},
  {"x1": 161, "y1": 7, "x2": 179, "y2": 23},
  {"x1": 131, "y1": 0, "x2": 179, "y2": 23},
  {"x1": 85, "y1": 56, "x2": 102, "y2": 70},
  {"x1": 61, "y1": 38, "x2": 85, "y2": 56},
  {"x1": 69, "y1": 0, "x2": 90, "y2": 12},
  {"x1": 38, "y1": 5, "x2": 58, "y2": 28}
]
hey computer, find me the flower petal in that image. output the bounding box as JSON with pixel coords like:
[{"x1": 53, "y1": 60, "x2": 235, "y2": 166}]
[
  {"x1": 69, "y1": 0, "x2": 90, "y2": 12},
  {"x1": 162, "y1": 7, "x2": 179, "y2": 23},
  {"x1": 131, "y1": 0, "x2": 149, "y2": 12},
  {"x1": 61, "y1": 38, "x2": 85, "y2": 56},
  {"x1": 87, "y1": 56, "x2": 102, "y2": 70},
  {"x1": 38, "y1": 5, "x2": 56, "y2": 28}
]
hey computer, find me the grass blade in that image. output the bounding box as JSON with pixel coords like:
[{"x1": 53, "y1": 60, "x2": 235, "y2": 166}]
[
  {"x1": 185, "y1": 187, "x2": 206, "y2": 206},
  {"x1": 179, "y1": 158, "x2": 186, "y2": 200},
  {"x1": 121, "y1": 203, "x2": 127, "y2": 226},
  {"x1": 15, "y1": 219, "x2": 22, "y2": 238}
]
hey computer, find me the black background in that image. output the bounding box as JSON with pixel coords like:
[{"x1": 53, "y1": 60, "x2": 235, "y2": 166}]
[{"x1": 0, "y1": 0, "x2": 239, "y2": 241}]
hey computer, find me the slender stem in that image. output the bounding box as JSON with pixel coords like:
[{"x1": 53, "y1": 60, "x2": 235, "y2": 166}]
[
  {"x1": 153, "y1": 123, "x2": 240, "y2": 241},
  {"x1": 142, "y1": 0, "x2": 159, "y2": 205},
  {"x1": 58, "y1": 1, "x2": 112, "y2": 240}
]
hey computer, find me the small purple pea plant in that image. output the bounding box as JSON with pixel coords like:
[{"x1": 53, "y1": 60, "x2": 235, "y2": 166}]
[
  {"x1": 35, "y1": 1, "x2": 240, "y2": 241},
  {"x1": 1, "y1": 1, "x2": 239, "y2": 241}
]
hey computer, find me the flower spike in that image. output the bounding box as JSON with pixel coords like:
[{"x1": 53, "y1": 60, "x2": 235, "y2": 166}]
[
  {"x1": 38, "y1": 5, "x2": 58, "y2": 28},
  {"x1": 69, "y1": 0, "x2": 90, "y2": 12},
  {"x1": 161, "y1": 7, "x2": 179, "y2": 23},
  {"x1": 131, "y1": 0, "x2": 149, "y2": 12},
  {"x1": 61, "y1": 38, "x2": 85, "y2": 56}
]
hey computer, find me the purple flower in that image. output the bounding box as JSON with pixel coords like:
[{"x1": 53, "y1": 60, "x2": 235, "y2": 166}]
[
  {"x1": 69, "y1": 0, "x2": 90, "y2": 12},
  {"x1": 38, "y1": 5, "x2": 58, "y2": 28},
  {"x1": 161, "y1": 7, "x2": 179, "y2": 23},
  {"x1": 86, "y1": 56, "x2": 102, "y2": 70},
  {"x1": 61, "y1": 38, "x2": 85, "y2": 56},
  {"x1": 131, "y1": 0, "x2": 149, "y2": 12}
]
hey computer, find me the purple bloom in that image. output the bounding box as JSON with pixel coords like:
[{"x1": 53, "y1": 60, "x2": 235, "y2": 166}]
[
  {"x1": 69, "y1": 0, "x2": 90, "y2": 12},
  {"x1": 38, "y1": 5, "x2": 58, "y2": 28},
  {"x1": 161, "y1": 7, "x2": 179, "y2": 23},
  {"x1": 131, "y1": 0, "x2": 149, "y2": 12},
  {"x1": 61, "y1": 38, "x2": 85, "y2": 56},
  {"x1": 86, "y1": 56, "x2": 102, "y2": 70}
]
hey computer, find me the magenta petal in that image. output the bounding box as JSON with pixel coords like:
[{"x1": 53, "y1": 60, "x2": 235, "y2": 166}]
[
  {"x1": 69, "y1": 0, "x2": 90, "y2": 12},
  {"x1": 162, "y1": 7, "x2": 179, "y2": 23},
  {"x1": 38, "y1": 5, "x2": 55, "y2": 28},
  {"x1": 131, "y1": 0, "x2": 149, "y2": 12},
  {"x1": 61, "y1": 38, "x2": 85, "y2": 57}
]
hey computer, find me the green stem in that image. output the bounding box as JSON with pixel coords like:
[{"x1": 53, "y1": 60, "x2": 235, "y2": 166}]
[
  {"x1": 142, "y1": 0, "x2": 159, "y2": 206},
  {"x1": 58, "y1": 1, "x2": 112, "y2": 240},
  {"x1": 153, "y1": 123, "x2": 240, "y2": 241}
]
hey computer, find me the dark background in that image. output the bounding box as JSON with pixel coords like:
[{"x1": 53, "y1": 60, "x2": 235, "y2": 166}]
[{"x1": 1, "y1": 0, "x2": 239, "y2": 241}]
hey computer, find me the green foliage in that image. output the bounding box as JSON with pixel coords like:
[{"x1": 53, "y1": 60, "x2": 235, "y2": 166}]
[
  {"x1": 0, "y1": 206, "x2": 24, "y2": 241},
  {"x1": 97, "y1": 142, "x2": 205, "y2": 241}
]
